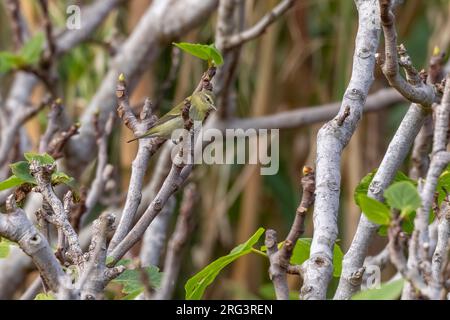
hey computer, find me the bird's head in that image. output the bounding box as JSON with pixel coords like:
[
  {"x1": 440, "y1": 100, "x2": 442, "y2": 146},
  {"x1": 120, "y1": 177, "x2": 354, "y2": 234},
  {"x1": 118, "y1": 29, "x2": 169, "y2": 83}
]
[{"x1": 199, "y1": 90, "x2": 216, "y2": 111}]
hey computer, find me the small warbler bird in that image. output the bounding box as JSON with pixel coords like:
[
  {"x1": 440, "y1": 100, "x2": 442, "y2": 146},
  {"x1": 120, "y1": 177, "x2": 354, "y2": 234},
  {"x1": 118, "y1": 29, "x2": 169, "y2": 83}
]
[{"x1": 127, "y1": 90, "x2": 216, "y2": 143}]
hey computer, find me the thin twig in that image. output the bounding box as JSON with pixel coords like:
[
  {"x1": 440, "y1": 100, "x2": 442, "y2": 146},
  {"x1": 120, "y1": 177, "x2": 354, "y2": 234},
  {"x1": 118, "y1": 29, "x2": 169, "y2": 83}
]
[{"x1": 222, "y1": 0, "x2": 296, "y2": 50}]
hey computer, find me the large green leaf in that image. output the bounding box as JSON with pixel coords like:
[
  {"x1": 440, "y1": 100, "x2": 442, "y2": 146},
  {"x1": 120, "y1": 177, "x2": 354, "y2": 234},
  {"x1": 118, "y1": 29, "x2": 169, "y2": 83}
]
[
  {"x1": 185, "y1": 227, "x2": 265, "y2": 300},
  {"x1": 384, "y1": 181, "x2": 421, "y2": 216},
  {"x1": 10, "y1": 161, "x2": 35, "y2": 184},
  {"x1": 173, "y1": 42, "x2": 224, "y2": 66},
  {"x1": 357, "y1": 194, "x2": 391, "y2": 226},
  {"x1": 0, "y1": 153, "x2": 73, "y2": 192},
  {"x1": 354, "y1": 170, "x2": 414, "y2": 206},
  {"x1": 0, "y1": 175, "x2": 23, "y2": 191},
  {"x1": 290, "y1": 238, "x2": 344, "y2": 277},
  {"x1": 112, "y1": 265, "x2": 163, "y2": 299},
  {"x1": 352, "y1": 279, "x2": 404, "y2": 300},
  {"x1": 24, "y1": 152, "x2": 55, "y2": 165}
]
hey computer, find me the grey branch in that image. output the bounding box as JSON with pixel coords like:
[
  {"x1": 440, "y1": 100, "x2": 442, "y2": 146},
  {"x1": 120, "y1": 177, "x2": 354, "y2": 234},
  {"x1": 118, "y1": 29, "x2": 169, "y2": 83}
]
[
  {"x1": 429, "y1": 200, "x2": 450, "y2": 299},
  {"x1": 265, "y1": 230, "x2": 289, "y2": 299},
  {"x1": 76, "y1": 213, "x2": 125, "y2": 299},
  {"x1": 139, "y1": 144, "x2": 174, "y2": 267},
  {"x1": 403, "y1": 74, "x2": 450, "y2": 299},
  {"x1": 154, "y1": 184, "x2": 198, "y2": 300},
  {"x1": 108, "y1": 76, "x2": 161, "y2": 250},
  {"x1": 335, "y1": 102, "x2": 428, "y2": 300},
  {"x1": 300, "y1": 0, "x2": 381, "y2": 300},
  {"x1": 266, "y1": 167, "x2": 315, "y2": 300},
  {"x1": 219, "y1": 88, "x2": 403, "y2": 131},
  {"x1": 376, "y1": 0, "x2": 436, "y2": 108},
  {"x1": 0, "y1": 195, "x2": 65, "y2": 293},
  {"x1": 82, "y1": 112, "x2": 115, "y2": 223},
  {"x1": 30, "y1": 161, "x2": 83, "y2": 265}
]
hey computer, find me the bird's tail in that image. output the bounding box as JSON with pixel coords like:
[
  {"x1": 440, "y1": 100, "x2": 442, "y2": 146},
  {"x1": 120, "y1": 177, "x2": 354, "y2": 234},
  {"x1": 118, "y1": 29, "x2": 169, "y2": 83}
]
[{"x1": 126, "y1": 133, "x2": 154, "y2": 143}]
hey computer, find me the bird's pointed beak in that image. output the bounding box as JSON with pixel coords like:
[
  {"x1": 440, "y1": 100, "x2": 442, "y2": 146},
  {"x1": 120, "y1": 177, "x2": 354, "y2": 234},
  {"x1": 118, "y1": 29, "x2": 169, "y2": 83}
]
[{"x1": 211, "y1": 105, "x2": 217, "y2": 111}]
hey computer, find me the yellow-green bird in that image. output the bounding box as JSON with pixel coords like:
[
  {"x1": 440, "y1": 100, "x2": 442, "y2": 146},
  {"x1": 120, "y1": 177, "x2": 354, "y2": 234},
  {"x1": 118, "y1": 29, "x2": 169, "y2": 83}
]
[{"x1": 127, "y1": 90, "x2": 216, "y2": 143}]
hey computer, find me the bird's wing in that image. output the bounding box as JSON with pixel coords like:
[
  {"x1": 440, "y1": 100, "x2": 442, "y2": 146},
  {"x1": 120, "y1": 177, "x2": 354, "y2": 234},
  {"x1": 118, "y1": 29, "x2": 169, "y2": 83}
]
[{"x1": 153, "y1": 98, "x2": 189, "y2": 126}]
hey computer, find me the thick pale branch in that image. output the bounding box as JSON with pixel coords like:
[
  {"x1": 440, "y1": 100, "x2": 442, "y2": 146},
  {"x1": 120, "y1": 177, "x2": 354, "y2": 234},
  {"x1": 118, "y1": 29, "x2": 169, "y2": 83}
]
[
  {"x1": 0, "y1": 195, "x2": 65, "y2": 293},
  {"x1": 301, "y1": 0, "x2": 381, "y2": 300}
]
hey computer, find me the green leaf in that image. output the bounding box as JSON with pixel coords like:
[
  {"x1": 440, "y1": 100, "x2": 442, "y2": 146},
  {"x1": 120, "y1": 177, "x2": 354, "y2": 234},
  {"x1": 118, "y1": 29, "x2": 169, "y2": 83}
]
[
  {"x1": 384, "y1": 181, "x2": 421, "y2": 216},
  {"x1": 354, "y1": 169, "x2": 376, "y2": 206},
  {"x1": 20, "y1": 32, "x2": 45, "y2": 65},
  {"x1": 0, "y1": 175, "x2": 24, "y2": 191},
  {"x1": 34, "y1": 293, "x2": 55, "y2": 300},
  {"x1": 260, "y1": 241, "x2": 284, "y2": 252},
  {"x1": 24, "y1": 152, "x2": 55, "y2": 165},
  {"x1": 436, "y1": 167, "x2": 450, "y2": 205},
  {"x1": 357, "y1": 194, "x2": 391, "y2": 226},
  {"x1": 0, "y1": 239, "x2": 10, "y2": 258},
  {"x1": 112, "y1": 265, "x2": 162, "y2": 299},
  {"x1": 51, "y1": 171, "x2": 74, "y2": 185},
  {"x1": 121, "y1": 289, "x2": 143, "y2": 300},
  {"x1": 207, "y1": 44, "x2": 224, "y2": 66},
  {"x1": 185, "y1": 227, "x2": 265, "y2": 300},
  {"x1": 377, "y1": 225, "x2": 388, "y2": 236},
  {"x1": 290, "y1": 238, "x2": 343, "y2": 277},
  {"x1": 173, "y1": 42, "x2": 224, "y2": 66},
  {"x1": 402, "y1": 211, "x2": 415, "y2": 234},
  {"x1": 354, "y1": 170, "x2": 414, "y2": 206},
  {"x1": 352, "y1": 279, "x2": 404, "y2": 300},
  {"x1": 0, "y1": 51, "x2": 26, "y2": 73},
  {"x1": 10, "y1": 161, "x2": 35, "y2": 184}
]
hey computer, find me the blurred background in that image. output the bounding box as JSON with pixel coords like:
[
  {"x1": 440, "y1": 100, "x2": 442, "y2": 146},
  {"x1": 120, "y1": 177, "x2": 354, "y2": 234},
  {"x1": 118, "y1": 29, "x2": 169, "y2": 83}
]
[{"x1": 0, "y1": 0, "x2": 449, "y2": 299}]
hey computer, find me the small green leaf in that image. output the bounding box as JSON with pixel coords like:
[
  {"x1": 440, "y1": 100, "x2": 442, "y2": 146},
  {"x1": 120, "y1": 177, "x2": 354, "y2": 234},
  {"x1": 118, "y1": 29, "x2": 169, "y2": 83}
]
[
  {"x1": 357, "y1": 194, "x2": 391, "y2": 226},
  {"x1": 402, "y1": 211, "x2": 415, "y2": 234},
  {"x1": 112, "y1": 265, "x2": 162, "y2": 298},
  {"x1": 0, "y1": 239, "x2": 10, "y2": 258},
  {"x1": 290, "y1": 238, "x2": 343, "y2": 277},
  {"x1": 0, "y1": 175, "x2": 24, "y2": 191},
  {"x1": 185, "y1": 227, "x2": 265, "y2": 300},
  {"x1": 377, "y1": 225, "x2": 388, "y2": 236},
  {"x1": 260, "y1": 241, "x2": 284, "y2": 252},
  {"x1": 51, "y1": 171, "x2": 73, "y2": 185},
  {"x1": 436, "y1": 167, "x2": 450, "y2": 205},
  {"x1": 352, "y1": 279, "x2": 404, "y2": 300},
  {"x1": 34, "y1": 293, "x2": 55, "y2": 300},
  {"x1": 384, "y1": 181, "x2": 421, "y2": 216},
  {"x1": 121, "y1": 289, "x2": 143, "y2": 300},
  {"x1": 20, "y1": 32, "x2": 45, "y2": 65},
  {"x1": 24, "y1": 152, "x2": 55, "y2": 165},
  {"x1": 207, "y1": 44, "x2": 224, "y2": 66},
  {"x1": 10, "y1": 161, "x2": 35, "y2": 184},
  {"x1": 173, "y1": 42, "x2": 224, "y2": 66}
]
